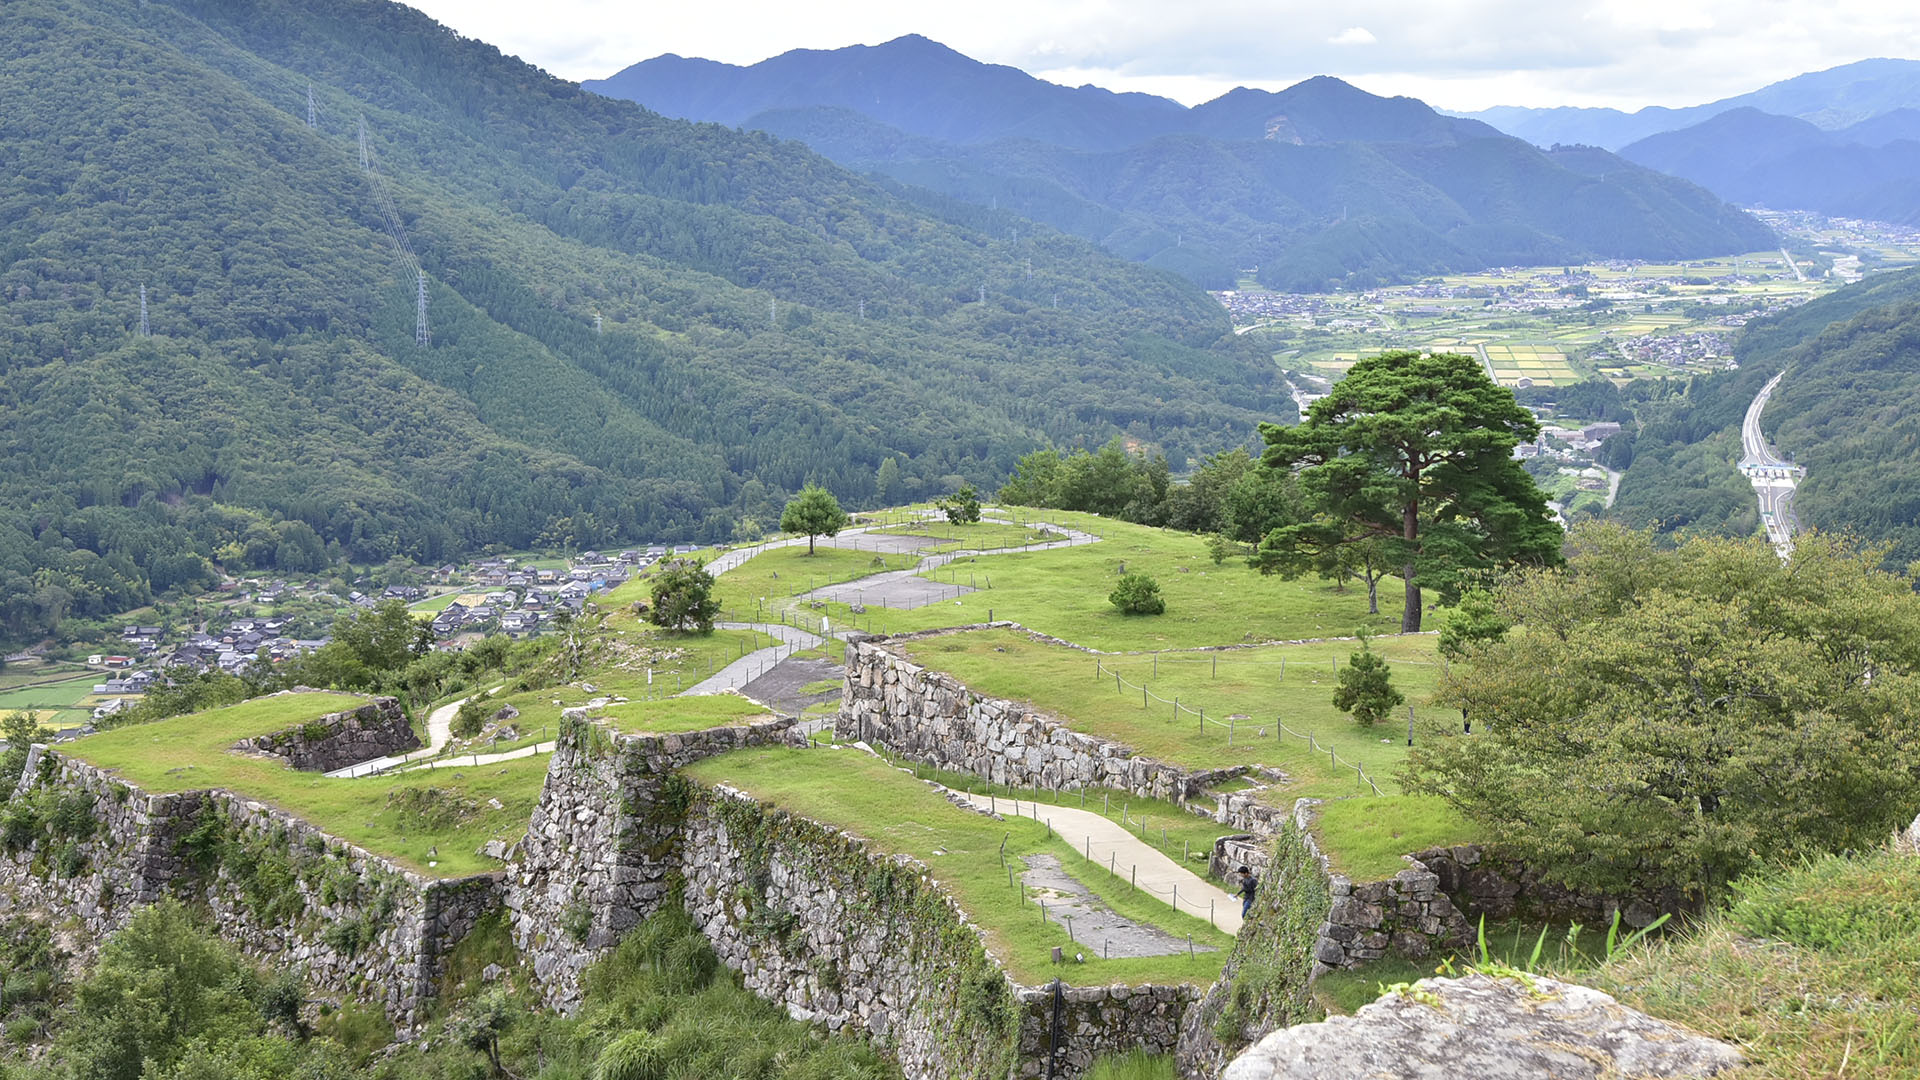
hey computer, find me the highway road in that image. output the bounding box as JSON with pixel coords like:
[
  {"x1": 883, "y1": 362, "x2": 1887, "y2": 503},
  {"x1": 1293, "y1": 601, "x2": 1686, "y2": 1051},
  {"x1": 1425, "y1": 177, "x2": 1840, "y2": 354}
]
[{"x1": 1739, "y1": 371, "x2": 1801, "y2": 555}]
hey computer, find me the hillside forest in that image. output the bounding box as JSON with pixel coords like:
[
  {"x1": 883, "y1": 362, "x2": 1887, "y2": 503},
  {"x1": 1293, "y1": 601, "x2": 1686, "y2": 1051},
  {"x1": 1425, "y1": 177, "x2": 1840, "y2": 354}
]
[{"x1": 0, "y1": 0, "x2": 1288, "y2": 644}]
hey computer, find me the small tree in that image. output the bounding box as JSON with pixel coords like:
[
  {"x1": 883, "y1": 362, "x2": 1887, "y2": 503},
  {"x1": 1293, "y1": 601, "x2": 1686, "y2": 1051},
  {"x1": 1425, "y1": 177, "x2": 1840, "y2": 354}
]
[
  {"x1": 647, "y1": 560, "x2": 721, "y2": 634},
  {"x1": 1437, "y1": 588, "x2": 1510, "y2": 661},
  {"x1": 938, "y1": 485, "x2": 982, "y2": 525},
  {"x1": 451, "y1": 697, "x2": 489, "y2": 739},
  {"x1": 1332, "y1": 633, "x2": 1402, "y2": 726},
  {"x1": 780, "y1": 484, "x2": 850, "y2": 555},
  {"x1": 1109, "y1": 572, "x2": 1166, "y2": 615}
]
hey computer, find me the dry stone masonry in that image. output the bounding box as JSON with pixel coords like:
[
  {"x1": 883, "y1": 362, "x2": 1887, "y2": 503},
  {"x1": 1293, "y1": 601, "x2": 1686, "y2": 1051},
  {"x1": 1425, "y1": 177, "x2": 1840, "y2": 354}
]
[
  {"x1": 840, "y1": 627, "x2": 1290, "y2": 837},
  {"x1": 504, "y1": 712, "x2": 801, "y2": 1009},
  {"x1": 0, "y1": 744, "x2": 500, "y2": 1030},
  {"x1": 230, "y1": 693, "x2": 419, "y2": 772}
]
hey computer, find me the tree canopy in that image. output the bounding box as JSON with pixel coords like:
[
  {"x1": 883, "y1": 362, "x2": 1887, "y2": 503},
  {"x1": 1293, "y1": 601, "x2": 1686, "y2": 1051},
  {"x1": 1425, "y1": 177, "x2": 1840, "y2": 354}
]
[
  {"x1": 1257, "y1": 350, "x2": 1562, "y2": 632},
  {"x1": 780, "y1": 486, "x2": 850, "y2": 555},
  {"x1": 1404, "y1": 524, "x2": 1920, "y2": 901}
]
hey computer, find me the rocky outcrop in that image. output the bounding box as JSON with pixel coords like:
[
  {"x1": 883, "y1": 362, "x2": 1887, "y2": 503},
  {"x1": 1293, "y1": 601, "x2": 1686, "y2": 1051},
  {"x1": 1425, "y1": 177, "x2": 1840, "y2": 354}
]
[
  {"x1": 1221, "y1": 973, "x2": 1743, "y2": 1079},
  {"x1": 231, "y1": 694, "x2": 419, "y2": 772}
]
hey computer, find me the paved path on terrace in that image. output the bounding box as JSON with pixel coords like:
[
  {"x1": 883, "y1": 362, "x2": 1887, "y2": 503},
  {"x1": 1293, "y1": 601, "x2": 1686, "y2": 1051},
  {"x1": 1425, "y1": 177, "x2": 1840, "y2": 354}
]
[
  {"x1": 956, "y1": 791, "x2": 1244, "y2": 935},
  {"x1": 681, "y1": 621, "x2": 828, "y2": 697}
]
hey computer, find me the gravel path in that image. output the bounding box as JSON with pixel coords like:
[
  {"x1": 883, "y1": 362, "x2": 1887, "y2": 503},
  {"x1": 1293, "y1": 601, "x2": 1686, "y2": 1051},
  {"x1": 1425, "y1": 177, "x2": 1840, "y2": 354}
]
[{"x1": 325, "y1": 688, "x2": 494, "y2": 778}]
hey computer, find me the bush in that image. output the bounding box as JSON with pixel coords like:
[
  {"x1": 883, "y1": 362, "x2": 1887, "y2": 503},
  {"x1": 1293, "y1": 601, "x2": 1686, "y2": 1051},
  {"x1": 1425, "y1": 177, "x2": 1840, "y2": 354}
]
[
  {"x1": 1108, "y1": 573, "x2": 1165, "y2": 615},
  {"x1": 1331, "y1": 635, "x2": 1402, "y2": 727},
  {"x1": 450, "y1": 697, "x2": 489, "y2": 739}
]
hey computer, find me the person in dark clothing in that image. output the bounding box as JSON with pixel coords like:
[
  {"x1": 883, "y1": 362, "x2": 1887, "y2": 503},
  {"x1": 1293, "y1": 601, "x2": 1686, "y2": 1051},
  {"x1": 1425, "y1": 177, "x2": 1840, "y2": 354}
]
[{"x1": 1237, "y1": 864, "x2": 1258, "y2": 918}]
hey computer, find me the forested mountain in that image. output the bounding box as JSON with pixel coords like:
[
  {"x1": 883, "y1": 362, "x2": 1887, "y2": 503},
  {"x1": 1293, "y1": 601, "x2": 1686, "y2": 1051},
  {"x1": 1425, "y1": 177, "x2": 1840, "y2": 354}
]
[
  {"x1": 1459, "y1": 58, "x2": 1920, "y2": 150},
  {"x1": 1619, "y1": 108, "x2": 1920, "y2": 224},
  {"x1": 1610, "y1": 267, "x2": 1920, "y2": 567},
  {"x1": 588, "y1": 37, "x2": 1774, "y2": 291},
  {"x1": 0, "y1": 0, "x2": 1283, "y2": 643}
]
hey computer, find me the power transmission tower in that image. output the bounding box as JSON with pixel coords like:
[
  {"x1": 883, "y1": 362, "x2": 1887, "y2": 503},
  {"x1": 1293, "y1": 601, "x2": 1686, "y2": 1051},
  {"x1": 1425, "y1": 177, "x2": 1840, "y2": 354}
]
[
  {"x1": 857, "y1": 298, "x2": 865, "y2": 320},
  {"x1": 139, "y1": 283, "x2": 149, "y2": 337},
  {"x1": 978, "y1": 284, "x2": 986, "y2": 304},
  {"x1": 307, "y1": 83, "x2": 317, "y2": 128},
  {"x1": 358, "y1": 115, "x2": 369, "y2": 169},
  {"x1": 768, "y1": 298, "x2": 776, "y2": 329},
  {"x1": 594, "y1": 313, "x2": 603, "y2": 335},
  {"x1": 415, "y1": 270, "x2": 430, "y2": 347}
]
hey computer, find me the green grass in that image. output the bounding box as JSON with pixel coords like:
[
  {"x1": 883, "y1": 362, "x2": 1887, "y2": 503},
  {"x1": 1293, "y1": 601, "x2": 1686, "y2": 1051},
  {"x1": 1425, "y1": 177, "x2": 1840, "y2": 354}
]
[
  {"x1": 596, "y1": 694, "x2": 773, "y2": 735},
  {"x1": 875, "y1": 755, "x2": 1238, "y2": 879},
  {"x1": 1085, "y1": 1050, "x2": 1176, "y2": 1080},
  {"x1": 810, "y1": 513, "x2": 1407, "y2": 650},
  {"x1": 684, "y1": 747, "x2": 1234, "y2": 986},
  {"x1": 64, "y1": 694, "x2": 544, "y2": 876},
  {"x1": 1585, "y1": 851, "x2": 1920, "y2": 1080},
  {"x1": 1310, "y1": 796, "x2": 1478, "y2": 880},
  {"x1": 708, "y1": 545, "x2": 921, "y2": 615},
  {"x1": 893, "y1": 628, "x2": 1459, "y2": 795},
  {"x1": 872, "y1": 520, "x2": 1054, "y2": 552}
]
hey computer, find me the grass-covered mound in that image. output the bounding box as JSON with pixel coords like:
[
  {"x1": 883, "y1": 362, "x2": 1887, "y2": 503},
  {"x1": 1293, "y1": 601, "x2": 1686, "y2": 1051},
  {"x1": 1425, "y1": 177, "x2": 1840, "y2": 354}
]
[
  {"x1": 64, "y1": 693, "x2": 541, "y2": 876},
  {"x1": 685, "y1": 746, "x2": 1234, "y2": 985}
]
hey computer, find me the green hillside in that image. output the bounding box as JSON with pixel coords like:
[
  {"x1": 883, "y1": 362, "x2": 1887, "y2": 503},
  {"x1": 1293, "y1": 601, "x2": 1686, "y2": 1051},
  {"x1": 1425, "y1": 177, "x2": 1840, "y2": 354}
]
[
  {"x1": 0, "y1": 0, "x2": 1284, "y2": 642},
  {"x1": 1610, "y1": 267, "x2": 1920, "y2": 564}
]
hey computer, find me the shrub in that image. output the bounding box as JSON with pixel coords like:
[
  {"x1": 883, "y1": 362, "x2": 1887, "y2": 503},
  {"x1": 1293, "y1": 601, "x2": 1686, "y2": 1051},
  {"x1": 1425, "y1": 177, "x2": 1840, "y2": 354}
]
[
  {"x1": 450, "y1": 698, "x2": 489, "y2": 739},
  {"x1": 1331, "y1": 634, "x2": 1402, "y2": 727},
  {"x1": 595, "y1": 1030, "x2": 667, "y2": 1080},
  {"x1": 1108, "y1": 572, "x2": 1165, "y2": 615}
]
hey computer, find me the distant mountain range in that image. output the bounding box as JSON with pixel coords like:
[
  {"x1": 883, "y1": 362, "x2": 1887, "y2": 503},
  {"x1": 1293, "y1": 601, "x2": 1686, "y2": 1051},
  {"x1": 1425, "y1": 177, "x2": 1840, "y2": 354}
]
[
  {"x1": 1455, "y1": 58, "x2": 1920, "y2": 150},
  {"x1": 587, "y1": 36, "x2": 1773, "y2": 291},
  {"x1": 1618, "y1": 108, "x2": 1920, "y2": 225}
]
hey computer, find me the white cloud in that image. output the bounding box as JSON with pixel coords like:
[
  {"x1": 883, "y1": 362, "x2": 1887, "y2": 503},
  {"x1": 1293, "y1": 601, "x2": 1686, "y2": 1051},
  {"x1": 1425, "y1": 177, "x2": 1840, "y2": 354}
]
[{"x1": 403, "y1": 0, "x2": 1920, "y2": 111}]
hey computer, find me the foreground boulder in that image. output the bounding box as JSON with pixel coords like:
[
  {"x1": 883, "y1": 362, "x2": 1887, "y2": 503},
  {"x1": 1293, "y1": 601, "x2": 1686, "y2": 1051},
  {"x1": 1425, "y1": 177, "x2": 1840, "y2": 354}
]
[{"x1": 1222, "y1": 972, "x2": 1741, "y2": 1079}]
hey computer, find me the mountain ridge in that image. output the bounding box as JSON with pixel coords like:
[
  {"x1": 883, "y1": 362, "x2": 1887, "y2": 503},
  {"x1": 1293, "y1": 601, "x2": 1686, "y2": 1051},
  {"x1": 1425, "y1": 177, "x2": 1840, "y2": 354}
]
[
  {"x1": 1455, "y1": 58, "x2": 1920, "y2": 150},
  {"x1": 587, "y1": 36, "x2": 1774, "y2": 290}
]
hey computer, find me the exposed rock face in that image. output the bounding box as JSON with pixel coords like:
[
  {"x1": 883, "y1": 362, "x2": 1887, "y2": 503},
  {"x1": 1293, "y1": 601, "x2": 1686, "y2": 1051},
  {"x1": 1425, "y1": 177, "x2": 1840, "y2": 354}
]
[
  {"x1": 1221, "y1": 973, "x2": 1743, "y2": 1080},
  {"x1": 839, "y1": 628, "x2": 1289, "y2": 836},
  {"x1": 230, "y1": 694, "x2": 419, "y2": 772}
]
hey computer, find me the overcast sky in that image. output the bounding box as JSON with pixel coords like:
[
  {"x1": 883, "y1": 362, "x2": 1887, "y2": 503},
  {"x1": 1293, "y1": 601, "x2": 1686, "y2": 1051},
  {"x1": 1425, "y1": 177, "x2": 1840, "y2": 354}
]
[{"x1": 408, "y1": 0, "x2": 1919, "y2": 111}]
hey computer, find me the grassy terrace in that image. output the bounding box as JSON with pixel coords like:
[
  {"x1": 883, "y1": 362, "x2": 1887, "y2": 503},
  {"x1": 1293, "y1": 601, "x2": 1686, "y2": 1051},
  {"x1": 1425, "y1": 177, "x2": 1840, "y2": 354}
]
[
  {"x1": 686, "y1": 747, "x2": 1234, "y2": 987},
  {"x1": 896, "y1": 628, "x2": 1459, "y2": 794},
  {"x1": 811, "y1": 512, "x2": 1408, "y2": 650},
  {"x1": 871, "y1": 520, "x2": 1057, "y2": 553},
  {"x1": 64, "y1": 694, "x2": 544, "y2": 877}
]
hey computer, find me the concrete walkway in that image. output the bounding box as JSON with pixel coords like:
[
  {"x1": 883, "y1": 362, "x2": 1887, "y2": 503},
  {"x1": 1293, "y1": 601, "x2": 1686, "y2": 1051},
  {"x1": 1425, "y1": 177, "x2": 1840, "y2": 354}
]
[{"x1": 956, "y1": 791, "x2": 1244, "y2": 934}]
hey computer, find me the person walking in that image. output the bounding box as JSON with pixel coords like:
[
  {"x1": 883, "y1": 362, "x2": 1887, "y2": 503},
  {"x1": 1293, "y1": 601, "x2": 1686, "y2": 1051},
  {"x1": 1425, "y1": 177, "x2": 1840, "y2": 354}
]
[{"x1": 1237, "y1": 863, "x2": 1259, "y2": 919}]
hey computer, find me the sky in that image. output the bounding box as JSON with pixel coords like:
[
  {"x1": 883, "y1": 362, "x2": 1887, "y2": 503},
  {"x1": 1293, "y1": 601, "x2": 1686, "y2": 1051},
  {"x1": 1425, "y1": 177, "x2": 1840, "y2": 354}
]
[{"x1": 406, "y1": 0, "x2": 1920, "y2": 112}]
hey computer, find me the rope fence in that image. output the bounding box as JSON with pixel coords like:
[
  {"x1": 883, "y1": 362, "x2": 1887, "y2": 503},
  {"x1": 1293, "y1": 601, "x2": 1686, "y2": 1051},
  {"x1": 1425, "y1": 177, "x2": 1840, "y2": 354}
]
[
  {"x1": 1091, "y1": 656, "x2": 1386, "y2": 796},
  {"x1": 990, "y1": 790, "x2": 1228, "y2": 931}
]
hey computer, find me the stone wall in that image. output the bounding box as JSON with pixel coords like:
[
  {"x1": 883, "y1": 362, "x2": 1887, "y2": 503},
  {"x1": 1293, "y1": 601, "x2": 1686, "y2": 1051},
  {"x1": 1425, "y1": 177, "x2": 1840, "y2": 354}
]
[
  {"x1": 681, "y1": 785, "x2": 1023, "y2": 1080},
  {"x1": 0, "y1": 748, "x2": 501, "y2": 1029},
  {"x1": 1012, "y1": 983, "x2": 1197, "y2": 1079},
  {"x1": 840, "y1": 629, "x2": 1288, "y2": 839},
  {"x1": 231, "y1": 694, "x2": 419, "y2": 772},
  {"x1": 1308, "y1": 806, "x2": 1671, "y2": 974},
  {"x1": 504, "y1": 713, "x2": 800, "y2": 1010}
]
